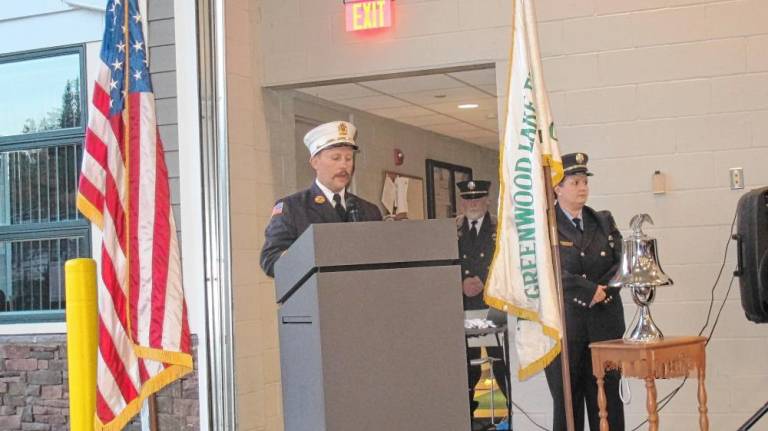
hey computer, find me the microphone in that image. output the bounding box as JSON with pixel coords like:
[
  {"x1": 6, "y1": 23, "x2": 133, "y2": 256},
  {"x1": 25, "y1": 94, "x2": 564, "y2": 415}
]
[{"x1": 346, "y1": 196, "x2": 360, "y2": 222}]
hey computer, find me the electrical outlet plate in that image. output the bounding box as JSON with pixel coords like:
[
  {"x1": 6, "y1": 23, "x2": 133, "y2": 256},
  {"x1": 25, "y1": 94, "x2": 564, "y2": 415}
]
[{"x1": 730, "y1": 167, "x2": 744, "y2": 190}]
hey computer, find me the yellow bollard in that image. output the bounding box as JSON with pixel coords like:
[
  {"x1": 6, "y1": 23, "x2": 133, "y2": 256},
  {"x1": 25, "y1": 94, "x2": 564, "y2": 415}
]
[{"x1": 65, "y1": 258, "x2": 98, "y2": 431}]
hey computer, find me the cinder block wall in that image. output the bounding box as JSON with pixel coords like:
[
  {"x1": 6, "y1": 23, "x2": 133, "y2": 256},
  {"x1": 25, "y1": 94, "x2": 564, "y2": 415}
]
[
  {"x1": 225, "y1": 0, "x2": 284, "y2": 430},
  {"x1": 237, "y1": 1, "x2": 768, "y2": 430},
  {"x1": 508, "y1": 1, "x2": 768, "y2": 429},
  {"x1": 545, "y1": 1, "x2": 768, "y2": 429}
]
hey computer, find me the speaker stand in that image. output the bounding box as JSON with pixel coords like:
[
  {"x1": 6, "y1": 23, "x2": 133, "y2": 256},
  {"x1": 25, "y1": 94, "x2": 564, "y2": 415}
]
[{"x1": 737, "y1": 401, "x2": 768, "y2": 431}]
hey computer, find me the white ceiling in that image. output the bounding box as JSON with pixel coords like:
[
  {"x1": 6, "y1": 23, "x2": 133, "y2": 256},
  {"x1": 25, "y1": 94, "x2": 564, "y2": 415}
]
[{"x1": 297, "y1": 68, "x2": 500, "y2": 149}]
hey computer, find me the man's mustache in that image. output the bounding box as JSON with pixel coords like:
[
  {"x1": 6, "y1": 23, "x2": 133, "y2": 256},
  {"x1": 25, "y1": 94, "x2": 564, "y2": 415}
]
[{"x1": 334, "y1": 171, "x2": 351, "y2": 178}]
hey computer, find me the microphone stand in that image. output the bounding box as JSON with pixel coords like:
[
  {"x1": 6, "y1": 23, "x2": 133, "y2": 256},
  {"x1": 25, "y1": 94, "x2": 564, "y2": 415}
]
[{"x1": 346, "y1": 196, "x2": 360, "y2": 222}]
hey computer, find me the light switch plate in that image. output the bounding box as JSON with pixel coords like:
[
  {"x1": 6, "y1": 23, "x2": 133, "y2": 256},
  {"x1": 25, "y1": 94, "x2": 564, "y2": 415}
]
[{"x1": 730, "y1": 167, "x2": 744, "y2": 190}]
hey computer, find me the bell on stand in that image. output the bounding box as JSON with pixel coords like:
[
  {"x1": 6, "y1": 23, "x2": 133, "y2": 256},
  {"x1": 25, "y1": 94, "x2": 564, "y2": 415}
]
[{"x1": 608, "y1": 214, "x2": 673, "y2": 343}]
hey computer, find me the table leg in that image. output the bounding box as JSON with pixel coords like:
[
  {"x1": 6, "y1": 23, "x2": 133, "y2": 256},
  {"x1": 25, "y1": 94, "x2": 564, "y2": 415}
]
[
  {"x1": 646, "y1": 377, "x2": 659, "y2": 431},
  {"x1": 698, "y1": 367, "x2": 709, "y2": 431},
  {"x1": 596, "y1": 375, "x2": 608, "y2": 431}
]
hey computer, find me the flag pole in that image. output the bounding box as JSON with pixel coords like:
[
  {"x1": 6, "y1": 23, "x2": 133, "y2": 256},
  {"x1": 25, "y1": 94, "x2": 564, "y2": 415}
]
[
  {"x1": 521, "y1": 1, "x2": 576, "y2": 430},
  {"x1": 123, "y1": 2, "x2": 159, "y2": 430},
  {"x1": 123, "y1": 0, "x2": 132, "y2": 353},
  {"x1": 543, "y1": 165, "x2": 576, "y2": 431}
]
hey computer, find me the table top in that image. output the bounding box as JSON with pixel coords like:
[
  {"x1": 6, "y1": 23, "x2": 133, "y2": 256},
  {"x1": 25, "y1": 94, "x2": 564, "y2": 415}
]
[
  {"x1": 465, "y1": 325, "x2": 507, "y2": 337},
  {"x1": 590, "y1": 336, "x2": 706, "y2": 351}
]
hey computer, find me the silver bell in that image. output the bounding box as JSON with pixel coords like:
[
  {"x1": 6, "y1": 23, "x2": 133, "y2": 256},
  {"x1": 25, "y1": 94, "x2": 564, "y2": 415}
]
[{"x1": 609, "y1": 214, "x2": 673, "y2": 343}]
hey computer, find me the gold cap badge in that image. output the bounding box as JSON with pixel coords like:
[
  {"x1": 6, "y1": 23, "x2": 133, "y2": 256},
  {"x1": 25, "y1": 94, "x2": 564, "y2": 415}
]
[
  {"x1": 338, "y1": 122, "x2": 348, "y2": 137},
  {"x1": 576, "y1": 153, "x2": 585, "y2": 164}
]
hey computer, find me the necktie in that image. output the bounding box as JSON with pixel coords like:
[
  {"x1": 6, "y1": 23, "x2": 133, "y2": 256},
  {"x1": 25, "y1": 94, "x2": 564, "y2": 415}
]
[
  {"x1": 333, "y1": 193, "x2": 347, "y2": 221},
  {"x1": 572, "y1": 217, "x2": 583, "y2": 232},
  {"x1": 470, "y1": 220, "x2": 478, "y2": 239}
]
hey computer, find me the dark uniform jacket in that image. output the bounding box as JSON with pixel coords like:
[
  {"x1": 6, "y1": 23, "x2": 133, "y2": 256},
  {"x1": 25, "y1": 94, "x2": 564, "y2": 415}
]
[
  {"x1": 260, "y1": 182, "x2": 383, "y2": 277},
  {"x1": 556, "y1": 204, "x2": 625, "y2": 341},
  {"x1": 457, "y1": 211, "x2": 496, "y2": 310}
]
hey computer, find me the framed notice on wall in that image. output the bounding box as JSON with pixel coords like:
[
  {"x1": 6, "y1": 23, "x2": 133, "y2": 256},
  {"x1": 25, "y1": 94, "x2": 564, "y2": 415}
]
[
  {"x1": 425, "y1": 159, "x2": 473, "y2": 219},
  {"x1": 381, "y1": 171, "x2": 425, "y2": 220}
]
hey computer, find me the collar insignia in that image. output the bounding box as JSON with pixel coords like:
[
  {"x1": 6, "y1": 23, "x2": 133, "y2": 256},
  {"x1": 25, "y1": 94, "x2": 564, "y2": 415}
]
[{"x1": 314, "y1": 195, "x2": 326, "y2": 204}]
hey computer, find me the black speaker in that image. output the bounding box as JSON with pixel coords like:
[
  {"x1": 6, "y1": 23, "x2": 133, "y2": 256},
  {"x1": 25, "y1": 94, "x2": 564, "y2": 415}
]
[{"x1": 734, "y1": 186, "x2": 768, "y2": 323}]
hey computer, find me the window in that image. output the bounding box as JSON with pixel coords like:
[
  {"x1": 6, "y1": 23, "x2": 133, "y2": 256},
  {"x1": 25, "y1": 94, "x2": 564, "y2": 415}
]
[{"x1": 0, "y1": 46, "x2": 90, "y2": 323}]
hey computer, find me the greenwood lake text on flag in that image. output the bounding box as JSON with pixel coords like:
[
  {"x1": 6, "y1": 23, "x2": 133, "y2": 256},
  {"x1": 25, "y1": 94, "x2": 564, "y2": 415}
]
[{"x1": 484, "y1": 0, "x2": 564, "y2": 381}]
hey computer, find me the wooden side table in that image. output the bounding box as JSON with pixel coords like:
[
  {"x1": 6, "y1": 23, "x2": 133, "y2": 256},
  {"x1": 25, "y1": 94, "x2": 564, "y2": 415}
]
[{"x1": 589, "y1": 336, "x2": 708, "y2": 431}]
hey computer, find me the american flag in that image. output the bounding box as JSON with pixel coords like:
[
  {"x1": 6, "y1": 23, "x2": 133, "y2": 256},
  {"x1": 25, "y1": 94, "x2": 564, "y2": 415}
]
[{"x1": 76, "y1": 0, "x2": 192, "y2": 428}]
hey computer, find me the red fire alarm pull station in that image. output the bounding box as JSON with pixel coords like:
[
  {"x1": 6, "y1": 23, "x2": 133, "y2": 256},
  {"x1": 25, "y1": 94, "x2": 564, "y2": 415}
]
[{"x1": 394, "y1": 148, "x2": 404, "y2": 165}]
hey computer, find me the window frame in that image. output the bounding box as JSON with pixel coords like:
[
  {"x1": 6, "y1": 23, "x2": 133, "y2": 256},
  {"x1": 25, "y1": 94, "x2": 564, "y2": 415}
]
[
  {"x1": 0, "y1": 44, "x2": 87, "y2": 145},
  {"x1": 0, "y1": 44, "x2": 91, "y2": 324}
]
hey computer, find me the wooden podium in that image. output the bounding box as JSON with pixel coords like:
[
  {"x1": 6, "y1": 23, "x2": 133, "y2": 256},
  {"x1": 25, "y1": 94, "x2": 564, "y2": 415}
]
[{"x1": 274, "y1": 219, "x2": 470, "y2": 431}]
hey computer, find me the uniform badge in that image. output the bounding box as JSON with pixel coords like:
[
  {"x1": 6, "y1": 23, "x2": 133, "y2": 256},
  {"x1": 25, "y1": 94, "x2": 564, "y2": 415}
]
[
  {"x1": 468, "y1": 181, "x2": 476, "y2": 190},
  {"x1": 271, "y1": 202, "x2": 284, "y2": 217},
  {"x1": 338, "y1": 122, "x2": 348, "y2": 137},
  {"x1": 560, "y1": 241, "x2": 574, "y2": 247},
  {"x1": 314, "y1": 195, "x2": 326, "y2": 204},
  {"x1": 576, "y1": 153, "x2": 585, "y2": 164}
]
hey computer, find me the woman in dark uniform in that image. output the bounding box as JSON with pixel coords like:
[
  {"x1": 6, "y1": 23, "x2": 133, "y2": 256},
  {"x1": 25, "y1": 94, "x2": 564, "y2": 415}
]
[{"x1": 544, "y1": 152, "x2": 625, "y2": 431}]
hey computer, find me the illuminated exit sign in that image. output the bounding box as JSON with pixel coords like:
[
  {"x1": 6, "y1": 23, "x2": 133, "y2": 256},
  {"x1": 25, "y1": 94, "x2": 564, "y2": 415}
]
[{"x1": 345, "y1": 0, "x2": 392, "y2": 32}]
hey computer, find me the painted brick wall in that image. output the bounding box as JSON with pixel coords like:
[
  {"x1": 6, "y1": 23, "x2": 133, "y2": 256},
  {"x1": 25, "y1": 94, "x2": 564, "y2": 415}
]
[
  {"x1": 225, "y1": 0, "x2": 285, "y2": 429},
  {"x1": 547, "y1": 2, "x2": 768, "y2": 429},
  {"x1": 248, "y1": 1, "x2": 768, "y2": 430}
]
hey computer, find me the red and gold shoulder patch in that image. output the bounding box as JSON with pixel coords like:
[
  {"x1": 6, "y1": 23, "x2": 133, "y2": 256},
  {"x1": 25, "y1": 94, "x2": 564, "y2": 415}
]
[{"x1": 271, "y1": 202, "x2": 284, "y2": 216}]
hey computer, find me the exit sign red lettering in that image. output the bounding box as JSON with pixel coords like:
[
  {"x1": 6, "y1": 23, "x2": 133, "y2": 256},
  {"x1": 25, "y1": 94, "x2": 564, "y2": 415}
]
[{"x1": 345, "y1": 0, "x2": 392, "y2": 32}]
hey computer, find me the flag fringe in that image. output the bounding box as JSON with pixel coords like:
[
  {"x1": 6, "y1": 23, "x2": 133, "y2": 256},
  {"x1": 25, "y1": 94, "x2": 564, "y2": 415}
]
[
  {"x1": 543, "y1": 155, "x2": 564, "y2": 187},
  {"x1": 485, "y1": 293, "x2": 561, "y2": 379},
  {"x1": 518, "y1": 339, "x2": 560, "y2": 381},
  {"x1": 95, "y1": 362, "x2": 193, "y2": 431},
  {"x1": 77, "y1": 194, "x2": 104, "y2": 230},
  {"x1": 134, "y1": 345, "x2": 193, "y2": 367}
]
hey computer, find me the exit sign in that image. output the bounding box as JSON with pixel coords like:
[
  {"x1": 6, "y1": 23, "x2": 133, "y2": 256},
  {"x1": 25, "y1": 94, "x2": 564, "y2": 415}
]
[{"x1": 345, "y1": 0, "x2": 392, "y2": 32}]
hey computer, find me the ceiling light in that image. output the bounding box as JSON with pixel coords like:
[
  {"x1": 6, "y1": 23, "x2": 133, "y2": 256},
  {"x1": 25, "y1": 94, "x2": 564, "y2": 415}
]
[{"x1": 458, "y1": 103, "x2": 479, "y2": 109}]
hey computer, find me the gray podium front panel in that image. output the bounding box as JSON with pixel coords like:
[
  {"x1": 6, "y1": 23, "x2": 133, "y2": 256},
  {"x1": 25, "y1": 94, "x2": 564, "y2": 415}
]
[{"x1": 279, "y1": 264, "x2": 469, "y2": 431}]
